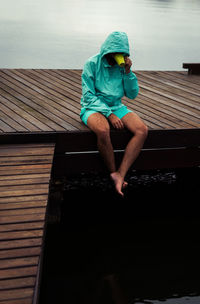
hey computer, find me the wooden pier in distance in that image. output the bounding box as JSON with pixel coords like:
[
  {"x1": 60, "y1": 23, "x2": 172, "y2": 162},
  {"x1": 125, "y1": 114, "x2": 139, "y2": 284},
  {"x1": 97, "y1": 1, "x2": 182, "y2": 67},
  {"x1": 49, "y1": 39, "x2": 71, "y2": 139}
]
[{"x1": 0, "y1": 66, "x2": 199, "y2": 302}]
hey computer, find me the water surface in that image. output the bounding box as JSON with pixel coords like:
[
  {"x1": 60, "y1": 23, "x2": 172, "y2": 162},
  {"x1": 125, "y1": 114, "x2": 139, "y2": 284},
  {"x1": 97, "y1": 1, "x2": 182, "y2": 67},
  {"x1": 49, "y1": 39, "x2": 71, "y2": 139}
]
[
  {"x1": 0, "y1": 0, "x2": 200, "y2": 69},
  {"x1": 40, "y1": 168, "x2": 200, "y2": 304}
]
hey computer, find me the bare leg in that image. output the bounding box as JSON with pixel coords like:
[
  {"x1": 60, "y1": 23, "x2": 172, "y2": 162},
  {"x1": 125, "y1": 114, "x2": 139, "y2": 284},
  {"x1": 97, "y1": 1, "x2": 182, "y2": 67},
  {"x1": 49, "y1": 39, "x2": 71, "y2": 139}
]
[
  {"x1": 119, "y1": 113, "x2": 148, "y2": 178},
  {"x1": 87, "y1": 113, "x2": 116, "y2": 173},
  {"x1": 111, "y1": 113, "x2": 148, "y2": 196}
]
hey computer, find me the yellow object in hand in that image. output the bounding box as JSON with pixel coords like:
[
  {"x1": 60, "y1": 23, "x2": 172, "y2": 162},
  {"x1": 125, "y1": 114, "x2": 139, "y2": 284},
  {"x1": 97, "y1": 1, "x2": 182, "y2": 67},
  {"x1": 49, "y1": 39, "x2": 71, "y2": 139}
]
[{"x1": 113, "y1": 54, "x2": 125, "y2": 67}]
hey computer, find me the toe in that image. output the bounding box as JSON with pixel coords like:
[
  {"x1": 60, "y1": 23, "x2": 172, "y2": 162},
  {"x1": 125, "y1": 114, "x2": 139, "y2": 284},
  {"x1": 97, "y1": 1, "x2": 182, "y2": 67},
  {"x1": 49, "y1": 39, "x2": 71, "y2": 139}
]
[{"x1": 122, "y1": 181, "x2": 128, "y2": 189}]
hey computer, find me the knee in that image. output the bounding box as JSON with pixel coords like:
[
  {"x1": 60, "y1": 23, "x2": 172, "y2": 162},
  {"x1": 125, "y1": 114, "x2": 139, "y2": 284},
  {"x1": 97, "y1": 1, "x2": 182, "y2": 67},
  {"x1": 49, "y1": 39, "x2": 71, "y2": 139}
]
[
  {"x1": 96, "y1": 125, "x2": 110, "y2": 143},
  {"x1": 135, "y1": 123, "x2": 148, "y2": 139}
]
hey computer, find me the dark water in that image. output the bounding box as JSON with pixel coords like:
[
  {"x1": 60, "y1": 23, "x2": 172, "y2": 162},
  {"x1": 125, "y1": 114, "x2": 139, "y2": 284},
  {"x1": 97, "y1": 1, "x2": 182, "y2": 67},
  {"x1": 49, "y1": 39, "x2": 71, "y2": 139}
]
[{"x1": 40, "y1": 167, "x2": 200, "y2": 304}]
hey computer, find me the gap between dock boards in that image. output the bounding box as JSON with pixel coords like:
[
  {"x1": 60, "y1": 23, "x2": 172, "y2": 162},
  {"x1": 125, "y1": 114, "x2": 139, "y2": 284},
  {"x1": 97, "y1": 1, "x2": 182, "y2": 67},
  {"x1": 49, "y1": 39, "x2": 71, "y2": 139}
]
[{"x1": 0, "y1": 143, "x2": 55, "y2": 304}]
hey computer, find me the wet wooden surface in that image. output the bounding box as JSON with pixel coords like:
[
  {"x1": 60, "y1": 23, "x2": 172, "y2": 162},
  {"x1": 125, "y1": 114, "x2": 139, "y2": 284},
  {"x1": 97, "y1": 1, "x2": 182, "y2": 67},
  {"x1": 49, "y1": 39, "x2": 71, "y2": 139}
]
[
  {"x1": 0, "y1": 68, "x2": 199, "y2": 175},
  {"x1": 0, "y1": 143, "x2": 55, "y2": 303},
  {"x1": 0, "y1": 69, "x2": 199, "y2": 133}
]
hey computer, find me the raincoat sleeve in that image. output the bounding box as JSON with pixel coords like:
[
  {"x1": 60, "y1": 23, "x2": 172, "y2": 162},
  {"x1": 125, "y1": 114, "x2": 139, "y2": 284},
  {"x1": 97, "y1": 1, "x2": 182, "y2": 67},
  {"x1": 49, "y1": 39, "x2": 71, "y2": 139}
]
[
  {"x1": 123, "y1": 71, "x2": 139, "y2": 99},
  {"x1": 81, "y1": 61, "x2": 112, "y2": 117}
]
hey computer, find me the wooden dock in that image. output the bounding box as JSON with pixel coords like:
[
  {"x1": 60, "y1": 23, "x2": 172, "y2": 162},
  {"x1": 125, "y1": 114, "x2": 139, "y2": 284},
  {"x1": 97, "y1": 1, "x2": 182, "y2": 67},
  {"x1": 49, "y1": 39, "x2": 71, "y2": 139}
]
[
  {"x1": 0, "y1": 68, "x2": 199, "y2": 176},
  {"x1": 0, "y1": 67, "x2": 199, "y2": 302},
  {"x1": 0, "y1": 69, "x2": 199, "y2": 132},
  {"x1": 0, "y1": 143, "x2": 55, "y2": 303}
]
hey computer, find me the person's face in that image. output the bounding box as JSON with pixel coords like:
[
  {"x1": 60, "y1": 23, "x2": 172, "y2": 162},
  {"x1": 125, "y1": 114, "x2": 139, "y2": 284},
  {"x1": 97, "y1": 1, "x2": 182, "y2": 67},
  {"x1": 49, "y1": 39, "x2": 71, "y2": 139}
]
[
  {"x1": 105, "y1": 52, "x2": 123, "y2": 66},
  {"x1": 106, "y1": 52, "x2": 127, "y2": 66}
]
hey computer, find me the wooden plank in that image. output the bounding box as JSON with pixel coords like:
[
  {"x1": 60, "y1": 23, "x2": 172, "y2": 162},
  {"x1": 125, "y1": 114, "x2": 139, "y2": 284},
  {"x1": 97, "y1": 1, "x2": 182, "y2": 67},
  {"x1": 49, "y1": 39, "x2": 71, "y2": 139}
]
[
  {"x1": 58, "y1": 69, "x2": 82, "y2": 83},
  {"x1": 151, "y1": 71, "x2": 200, "y2": 93},
  {"x1": 0, "y1": 74, "x2": 69, "y2": 131},
  {"x1": 137, "y1": 75, "x2": 200, "y2": 113},
  {"x1": 68, "y1": 69, "x2": 82, "y2": 78},
  {"x1": 0, "y1": 178, "x2": 50, "y2": 187},
  {"x1": 0, "y1": 188, "x2": 49, "y2": 198},
  {"x1": 0, "y1": 287, "x2": 34, "y2": 300},
  {"x1": 124, "y1": 97, "x2": 187, "y2": 129},
  {"x1": 33, "y1": 69, "x2": 81, "y2": 99},
  {"x1": 135, "y1": 73, "x2": 200, "y2": 127},
  {"x1": 0, "y1": 150, "x2": 52, "y2": 159},
  {"x1": 0, "y1": 195, "x2": 48, "y2": 204},
  {"x1": 0, "y1": 95, "x2": 41, "y2": 132},
  {"x1": 0, "y1": 183, "x2": 49, "y2": 191},
  {"x1": 0, "y1": 118, "x2": 16, "y2": 132},
  {"x1": 0, "y1": 222, "x2": 44, "y2": 232},
  {"x1": 139, "y1": 87, "x2": 200, "y2": 123},
  {"x1": 10, "y1": 69, "x2": 82, "y2": 114},
  {"x1": 18, "y1": 69, "x2": 81, "y2": 110},
  {"x1": 0, "y1": 143, "x2": 55, "y2": 148},
  {"x1": 0, "y1": 109, "x2": 27, "y2": 132},
  {"x1": 0, "y1": 238, "x2": 42, "y2": 250},
  {"x1": 2, "y1": 69, "x2": 82, "y2": 130},
  {"x1": 0, "y1": 143, "x2": 54, "y2": 304},
  {"x1": 0, "y1": 159, "x2": 52, "y2": 169},
  {"x1": 0, "y1": 257, "x2": 39, "y2": 269},
  {"x1": 136, "y1": 71, "x2": 200, "y2": 103},
  {"x1": 0, "y1": 173, "x2": 50, "y2": 181},
  {"x1": 46, "y1": 69, "x2": 82, "y2": 92},
  {"x1": 0, "y1": 163, "x2": 52, "y2": 172},
  {"x1": 0, "y1": 99, "x2": 34, "y2": 132},
  {"x1": 0, "y1": 229, "x2": 43, "y2": 241},
  {"x1": 137, "y1": 72, "x2": 200, "y2": 106},
  {"x1": 0, "y1": 277, "x2": 36, "y2": 290},
  {"x1": 0, "y1": 201, "x2": 47, "y2": 210},
  {"x1": 0, "y1": 247, "x2": 41, "y2": 259},
  {"x1": 123, "y1": 99, "x2": 166, "y2": 129},
  {"x1": 0, "y1": 155, "x2": 53, "y2": 166},
  {"x1": 0, "y1": 267, "x2": 38, "y2": 280},
  {"x1": 0, "y1": 164, "x2": 52, "y2": 176},
  {"x1": 165, "y1": 71, "x2": 200, "y2": 85},
  {"x1": 135, "y1": 94, "x2": 199, "y2": 128},
  {"x1": 0, "y1": 143, "x2": 55, "y2": 155},
  {"x1": 0, "y1": 214, "x2": 45, "y2": 224},
  {"x1": 0, "y1": 87, "x2": 54, "y2": 132},
  {"x1": 0, "y1": 207, "x2": 46, "y2": 217},
  {"x1": 0, "y1": 299, "x2": 32, "y2": 304}
]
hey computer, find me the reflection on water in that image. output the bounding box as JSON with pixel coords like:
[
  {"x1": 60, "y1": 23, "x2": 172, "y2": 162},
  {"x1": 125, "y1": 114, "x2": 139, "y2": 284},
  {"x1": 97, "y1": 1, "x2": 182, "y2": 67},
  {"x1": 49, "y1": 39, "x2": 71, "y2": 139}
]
[
  {"x1": 40, "y1": 168, "x2": 200, "y2": 304},
  {"x1": 135, "y1": 296, "x2": 200, "y2": 304},
  {"x1": 0, "y1": 0, "x2": 200, "y2": 69}
]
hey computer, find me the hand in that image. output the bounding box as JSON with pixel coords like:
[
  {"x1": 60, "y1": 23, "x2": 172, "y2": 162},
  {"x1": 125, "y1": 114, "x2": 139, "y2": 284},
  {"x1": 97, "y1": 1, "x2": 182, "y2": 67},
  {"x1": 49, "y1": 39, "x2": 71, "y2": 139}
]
[
  {"x1": 124, "y1": 56, "x2": 132, "y2": 74},
  {"x1": 108, "y1": 113, "x2": 124, "y2": 129}
]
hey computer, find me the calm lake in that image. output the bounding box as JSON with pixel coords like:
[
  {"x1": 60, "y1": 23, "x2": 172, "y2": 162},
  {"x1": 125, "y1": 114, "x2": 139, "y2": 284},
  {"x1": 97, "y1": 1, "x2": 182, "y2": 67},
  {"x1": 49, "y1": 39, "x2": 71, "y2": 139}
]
[
  {"x1": 0, "y1": 0, "x2": 200, "y2": 70},
  {"x1": 40, "y1": 168, "x2": 200, "y2": 304}
]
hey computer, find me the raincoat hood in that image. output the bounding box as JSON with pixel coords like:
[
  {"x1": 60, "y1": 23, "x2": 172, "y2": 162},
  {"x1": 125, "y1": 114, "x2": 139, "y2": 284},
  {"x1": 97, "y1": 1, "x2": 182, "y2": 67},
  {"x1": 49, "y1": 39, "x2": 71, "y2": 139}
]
[{"x1": 100, "y1": 31, "x2": 130, "y2": 58}]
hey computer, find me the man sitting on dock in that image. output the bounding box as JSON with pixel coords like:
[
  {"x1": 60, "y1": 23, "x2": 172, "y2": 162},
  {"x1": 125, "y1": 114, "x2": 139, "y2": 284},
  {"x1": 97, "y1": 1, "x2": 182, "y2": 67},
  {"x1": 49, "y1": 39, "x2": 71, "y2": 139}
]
[{"x1": 80, "y1": 31, "x2": 148, "y2": 196}]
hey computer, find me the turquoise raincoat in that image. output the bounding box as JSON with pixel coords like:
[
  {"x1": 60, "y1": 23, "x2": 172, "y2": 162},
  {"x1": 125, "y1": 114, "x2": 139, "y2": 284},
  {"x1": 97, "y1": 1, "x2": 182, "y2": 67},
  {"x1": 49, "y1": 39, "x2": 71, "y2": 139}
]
[{"x1": 80, "y1": 31, "x2": 139, "y2": 120}]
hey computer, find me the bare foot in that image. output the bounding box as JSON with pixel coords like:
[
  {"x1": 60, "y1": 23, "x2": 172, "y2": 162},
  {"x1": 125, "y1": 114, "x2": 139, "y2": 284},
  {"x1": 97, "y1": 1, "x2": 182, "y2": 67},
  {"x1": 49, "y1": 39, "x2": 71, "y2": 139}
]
[
  {"x1": 110, "y1": 172, "x2": 124, "y2": 197},
  {"x1": 122, "y1": 181, "x2": 128, "y2": 189}
]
